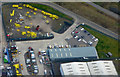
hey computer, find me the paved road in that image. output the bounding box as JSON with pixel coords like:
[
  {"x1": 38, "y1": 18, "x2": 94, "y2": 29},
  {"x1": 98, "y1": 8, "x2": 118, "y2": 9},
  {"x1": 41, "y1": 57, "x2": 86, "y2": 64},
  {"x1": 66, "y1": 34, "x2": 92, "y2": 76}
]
[
  {"x1": 86, "y1": 2, "x2": 120, "y2": 20},
  {"x1": 0, "y1": 2, "x2": 2, "y2": 66},
  {"x1": 39, "y1": 2, "x2": 119, "y2": 40}
]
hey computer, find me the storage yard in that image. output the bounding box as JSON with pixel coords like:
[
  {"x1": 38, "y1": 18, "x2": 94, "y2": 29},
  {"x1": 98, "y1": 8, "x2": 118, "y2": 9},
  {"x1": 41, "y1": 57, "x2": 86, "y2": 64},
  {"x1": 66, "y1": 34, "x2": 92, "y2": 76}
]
[{"x1": 2, "y1": 3, "x2": 73, "y2": 41}]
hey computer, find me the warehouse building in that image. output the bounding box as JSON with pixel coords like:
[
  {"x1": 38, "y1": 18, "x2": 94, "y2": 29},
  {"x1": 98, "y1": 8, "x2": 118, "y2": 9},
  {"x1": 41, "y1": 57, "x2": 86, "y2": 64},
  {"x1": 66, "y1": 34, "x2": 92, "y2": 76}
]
[
  {"x1": 60, "y1": 61, "x2": 118, "y2": 76},
  {"x1": 87, "y1": 61, "x2": 118, "y2": 75},
  {"x1": 60, "y1": 62, "x2": 91, "y2": 75},
  {"x1": 47, "y1": 47, "x2": 98, "y2": 62}
]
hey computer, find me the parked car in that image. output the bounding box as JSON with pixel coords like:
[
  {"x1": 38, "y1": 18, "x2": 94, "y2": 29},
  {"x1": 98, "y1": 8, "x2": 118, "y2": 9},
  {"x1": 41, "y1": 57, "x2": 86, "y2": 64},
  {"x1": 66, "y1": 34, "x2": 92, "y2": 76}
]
[
  {"x1": 34, "y1": 69, "x2": 38, "y2": 74},
  {"x1": 41, "y1": 50, "x2": 46, "y2": 53},
  {"x1": 65, "y1": 45, "x2": 69, "y2": 48},
  {"x1": 94, "y1": 38, "x2": 98, "y2": 41},
  {"x1": 84, "y1": 30, "x2": 87, "y2": 33},
  {"x1": 26, "y1": 59, "x2": 30, "y2": 64},
  {"x1": 88, "y1": 41, "x2": 93, "y2": 45},
  {"x1": 42, "y1": 56, "x2": 45, "y2": 62},
  {"x1": 82, "y1": 39, "x2": 87, "y2": 43},
  {"x1": 44, "y1": 70, "x2": 47, "y2": 75},
  {"x1": 72, "y1": 32, "x2": 74, "y2": 34},
  {"x1": 74, "y1": 35, "x2": 78, "y2": 39},
  {"x1": 77, "y1": 38, "x2": 81, "y2": 41},
  {"x1": 34, "y1": 65, "x2": 38, "y2": 70},
  {"x1": 42, "y1": 53, "x2": 47, "y2": 56},
  {"x1": 39, "y1": 59, "x2": 43, "y2": 64},
  {"x1": 92, "y1": 36, "x2": 95, "y2": 39},
  {"x1": 68, "y1": 45, "x2": 71, "y2": 48},
  {"x1": 31, "y1": 53, "x2": 35, "y2": 59},
  {"x1": 29, "y1": 50, "x2": 34, "y2": 53},
  {"x1": 32, "y1": 59, "x2": 36, "y2": 63},
  {"x1": 81, "y1": 28, "x2": 84, "y2": 31},
  {"x1": 49, "y1": 70, "x2": 53, "y2": 76},
  {"x1": 27, "y1": 64, "x2": 31, "y2": 67},
  {"x1": 61, "y1": 45, "x2": 64, "y2": 48},
  {"x1": 54, "y1": 45, "x2": 58, "y2": 48}
]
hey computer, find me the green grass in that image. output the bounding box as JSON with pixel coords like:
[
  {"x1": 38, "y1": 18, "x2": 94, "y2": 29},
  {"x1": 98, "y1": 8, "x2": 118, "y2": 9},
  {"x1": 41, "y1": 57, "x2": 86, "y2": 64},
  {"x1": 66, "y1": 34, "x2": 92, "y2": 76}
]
[
  {"x1": 94, "y1": 2, "x2": 120, "y2": 15},
  {"x1": 55, "y1": 2, "x2": 119, "y2": 33},
  {"x1": 28, "y1": 3, "x2": 73, "y2": 21},
  {"x1": 81, "y1": 25, "x2": 119, "y2": 58}
]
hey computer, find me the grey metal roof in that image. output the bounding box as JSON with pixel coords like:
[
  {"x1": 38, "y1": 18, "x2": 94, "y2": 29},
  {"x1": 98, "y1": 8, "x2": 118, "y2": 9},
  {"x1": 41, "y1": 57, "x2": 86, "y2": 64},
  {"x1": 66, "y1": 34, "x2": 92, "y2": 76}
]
[{"x1": 48, "y1": 47, "x2": 98, "y2": 59}]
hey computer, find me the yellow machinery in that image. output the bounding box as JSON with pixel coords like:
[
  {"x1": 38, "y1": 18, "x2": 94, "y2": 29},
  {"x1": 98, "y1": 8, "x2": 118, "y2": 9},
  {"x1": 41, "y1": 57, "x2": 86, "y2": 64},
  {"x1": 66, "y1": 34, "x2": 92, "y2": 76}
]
[
  {"x1": 13, "y1": 64, "x2": 22, "y2": 76},
  {"x1": 12, "y1": 5, "x2": 19, "y2": 7},
  {"x1": 18, "y1": 7, "x2": 22, "y2": 9},
  {"x1": 41, "y1": 10, "x2": 59, "y2": 19},
  {"x1": 10, "y1": 19, "x2": 12, "y2": 22},
  {"x1": 25, "y1": 26, "x2": 31, "y2": 29},
  {"x1": 10, "y1": 10, "x2": 15, "y2": 16},
  {"x1": 15, "y1": 23, "x2": 21, "y2": 27},
  {"x1": 34, "y1": 12, "x2": 36, "y2": 15},
  {"x1": 34, "y1": 8, "x2": 37, "y2": 11},
  {"x1": 30, "y1": 32, "x2": 37, "y2": 38},
  {"x1": 45, "y1": 20, "x2": 49, "y2": 24},
  {"x1": 22, "y1": 32, "x2": 26, "y2": 35}
]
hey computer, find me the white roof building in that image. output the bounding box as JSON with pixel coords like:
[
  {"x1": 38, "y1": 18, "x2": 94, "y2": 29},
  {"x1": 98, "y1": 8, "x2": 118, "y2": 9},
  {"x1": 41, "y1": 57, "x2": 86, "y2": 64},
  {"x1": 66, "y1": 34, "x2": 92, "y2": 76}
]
[
  {"x1": 60, "y1": 62, "x2": 90, "y2": 75},
  {"x1": 87, "y1": 61, "x2": 118, "y2": 75},
  {"x1": 60, "y1": 61, "x2": 118, "y2": 76}
]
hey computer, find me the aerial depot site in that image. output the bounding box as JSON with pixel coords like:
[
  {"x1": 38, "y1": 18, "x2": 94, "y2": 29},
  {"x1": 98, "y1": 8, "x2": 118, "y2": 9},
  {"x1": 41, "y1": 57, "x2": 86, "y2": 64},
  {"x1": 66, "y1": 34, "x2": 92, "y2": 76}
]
[{"x1": 0, "y1": 1, "x2": 120, "y2": 77}]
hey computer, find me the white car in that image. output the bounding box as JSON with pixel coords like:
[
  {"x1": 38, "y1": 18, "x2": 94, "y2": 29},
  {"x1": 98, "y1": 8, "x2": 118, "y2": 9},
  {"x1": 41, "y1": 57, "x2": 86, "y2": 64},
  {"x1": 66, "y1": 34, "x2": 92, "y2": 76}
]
[
  {"x1": 31, "y1": 53, "x2": 35, "y2": 59},
  {"x1": 34, "y1": 70, "x2": 38, "y2": 74},
  {"x1": 39, "y1": 59, "x2": 43, "y2": 64},
  {"x1": 61, "y1": 45, "x2": 64, "y2": 48},
  {"x1": 26, "y1": 59, "x2": 30, "y2": 64},
  {"x1": 94, "y1": 38, "x2": 98, "y2": 41},
  {"x1": 81, "y1": 28, "x2": 84, "y2": 31},
  {"x1": 74, "y1": 36, "x2": 78, "y2": 39},
  {"x1": 88, "y1": 41, "x2": 93, "y2": 44},
  {"x1": 82, "y1": 23, "x2": 85, "y2": 25},
  {"x1": 68, "y1": 45, "x2": 71, "y2": 48},
  {"x1": 30, "y1": 50, "x2": 34, "y2": 53},
  {"x1": 42, "y1": 56, "x2": 45, "y2": 61},
  {"x1": 65, "y1": 45, "x2": 69, "y2": 48},
  {"x1": 78, "y1": 38, "x2": 81, "y2": 41},
  {"x1": 92, "y1": 36, "x2": 95, "y2": 39},
  {"x1": 32, "y1": 59, "x2": 36, "y2": 63},
  {"x1": 34, "y1": 65, "x2": 38, "y2": 70},
  {"x1": 72, "y1": 32, "x2": 74, "y2": 34},
  {"x1": 82, "y1": 39, "x2": 87, "y2": 43},
  {"x1": 44, "y1": 70, "x2": 47, "y2": 75},
  {"x1": 58, "y1": 45, "x2": 62, "y2": 48},
  {"x1": 42, "y1": 53, "x2": 47, "y2": 56},
  {"x1": 41, "y1": 50, "x2": 46, "y2": 53}
]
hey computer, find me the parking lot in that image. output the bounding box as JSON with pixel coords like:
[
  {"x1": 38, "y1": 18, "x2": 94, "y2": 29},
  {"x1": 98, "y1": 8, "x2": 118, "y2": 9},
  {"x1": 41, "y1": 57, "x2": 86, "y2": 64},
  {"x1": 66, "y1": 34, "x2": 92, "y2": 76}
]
[
  {"x1": 15, "y1": 35, "x2": 68, "y2": 75},
  {"x1": 66, "y1": 24, "x2": 98, "y2": 47}
]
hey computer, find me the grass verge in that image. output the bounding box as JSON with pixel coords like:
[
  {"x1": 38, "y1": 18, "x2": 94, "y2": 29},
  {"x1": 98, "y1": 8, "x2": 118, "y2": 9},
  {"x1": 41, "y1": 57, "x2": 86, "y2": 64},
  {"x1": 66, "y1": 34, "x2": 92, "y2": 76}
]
[{"x1": 94, "y1": 2, "x2": 120, "y2": 15}]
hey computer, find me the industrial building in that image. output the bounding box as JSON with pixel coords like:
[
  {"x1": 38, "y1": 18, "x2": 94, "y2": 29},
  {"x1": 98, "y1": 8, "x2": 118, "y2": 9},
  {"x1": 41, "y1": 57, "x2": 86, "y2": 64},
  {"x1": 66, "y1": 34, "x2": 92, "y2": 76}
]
[
  {"x1": 60, "y1": 62, "x2": 91, "y2": 75},
  {"x1": 47, "y1": 47, "x2": 98, "y2": 62},
  {"x1": 60, "y1": 61, "x2": 118, "y2": 76}
]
